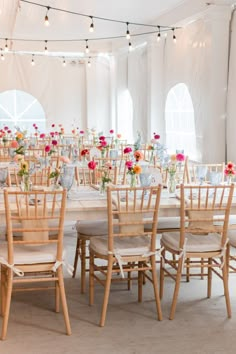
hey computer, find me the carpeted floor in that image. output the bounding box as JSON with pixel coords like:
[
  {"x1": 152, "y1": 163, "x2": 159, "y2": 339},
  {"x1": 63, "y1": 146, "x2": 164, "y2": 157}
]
[{"x1": 1, "y1": 224, "x2": 236, "y2": 354}]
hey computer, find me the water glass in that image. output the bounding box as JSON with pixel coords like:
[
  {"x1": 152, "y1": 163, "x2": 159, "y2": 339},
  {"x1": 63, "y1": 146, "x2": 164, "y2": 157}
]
[
  {"x1": 60, "y1": 166, "x2": 75, "y2": 196},
  {"x1": 196, "y1": 166, "x2": 208, "y2": 185},
  {"x1": 209, "y1": 172, "x2": 222, "y2": 185},
  {"x1": 0, "y1": 167, "x2": 8, "y2": 188}
]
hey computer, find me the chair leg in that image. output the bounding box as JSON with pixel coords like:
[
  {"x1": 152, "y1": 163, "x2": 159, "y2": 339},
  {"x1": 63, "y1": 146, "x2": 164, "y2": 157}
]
[
  {"x1": 0, "y1": 266, "x2": 6, "y2": 317},
  {"x1": 89, "y1": 251, "x2": 95, "y2": 306},
  {"x1": 159, "y1": 249, "x2": 165, "y2": 300},
  {"x1": 150, "y1": 255, "x2": 162, "y2": 321},
  {"x1": 55, "y1": 281, "x2": 60, "y2": 313},
  {"x1": 138, "y1": 262, "x2": 143, "y2": 303},
  {"x1": 222, "y1": 259, "x2": 231, "y2": 318},
  {"x1": 99, "y1": 256, "x2": 113, "y2": 327},
  {"x1": 80, "y1": 239, "x2": 87, "y2": 294},
  {"x1": 200, "y1": 257, "x2": 204, "y2": 280},
  {"x1": 72, "y1": 236, "x2": 81, "y2": 278},
  {"x1": 169, "y1": 256, "x2": 183, "y2": 320},
  {"x1": 186, "y1": 258, "x2": 190, "y2": 282},
  {"x1": 1, "y1": 269, "x2": 13, "y2": 340},
  {"x1": 57, "y1": 267, "x2": 72, "y2": 335},
  {"x1": 207, "y1": 258, "x2": 212, "y2": 298}
]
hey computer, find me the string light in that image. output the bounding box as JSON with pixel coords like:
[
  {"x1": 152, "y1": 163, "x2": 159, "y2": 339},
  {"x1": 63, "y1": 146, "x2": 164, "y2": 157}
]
[
  {"x1": 31, "y1": 54, "x2": 35, "y2": 66},
  {"x1": 1, "y1": 49, "x2": 5, "y2": 61},
  {"x1": 5, "y1": 39, "x2": 8, "y2": 52},
  {"x1": 172, "y1": 28, "x2": 177, "y2": 43},
  {"x1": 44, "y1": 6, "x2": 50, "y2": 26},
  {"x1": 128, "y1": 41, "x2": 132, "y2": 52},
  {"x1": 89, "y1": 16, "x2": 94, "y2": 32},
  {"x1": 62, "y1": 57, "x2": 66, "y2": 67},
  {"x1": 85, "y1": 39, "x2": 89, "y2": 54},
  {"x1": 157, "y1": 26, "x2": 161, "y2": 42},
  {"x1": 126, "y1": 22, "x2": 130, "y2": 40},
  {"x1": 44, "y1": 40, "x2": 48, "y2": 54},
  {"x1": 88, "y1": 57, "x2": 91, "y2": 67}
]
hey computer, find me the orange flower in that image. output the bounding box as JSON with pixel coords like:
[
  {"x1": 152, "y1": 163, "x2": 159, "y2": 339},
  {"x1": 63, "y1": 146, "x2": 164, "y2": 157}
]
[
  {"x1": 134, "y1": 150, "x2": 144, "y2": 161},
  {"x1": 133, "y1": 165, "x2": 142, "y2": 174},
  {"x1": 11, "y1": 140, "x2": 18, "y2": 148},
  {"x1": 170, "y1": 154, "x2": 177, "y2": 162}
]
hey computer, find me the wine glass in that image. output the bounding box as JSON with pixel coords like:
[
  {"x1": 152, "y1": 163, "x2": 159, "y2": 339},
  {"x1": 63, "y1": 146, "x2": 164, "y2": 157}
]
[
  {"x1": 196, "y1": 166, "x2": 208, "y2": 185},
  {"x1": 209, "y1": 171, "x2": 222, "y2": 186},
  {"x1": 0, "y1": 167, "x2": 8, "y2": 188}
]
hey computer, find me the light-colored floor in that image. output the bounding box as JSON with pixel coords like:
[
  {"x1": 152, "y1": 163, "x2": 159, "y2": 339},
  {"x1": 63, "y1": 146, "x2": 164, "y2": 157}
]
[{"x1": 1, "y1": 224, "x2": 236, "y2": 354}]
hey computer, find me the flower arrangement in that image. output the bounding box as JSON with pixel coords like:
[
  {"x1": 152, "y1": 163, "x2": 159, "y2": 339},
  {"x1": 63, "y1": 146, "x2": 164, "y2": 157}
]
[
  {"x1": 18, "y1": 160, "x2": 29, "y2": 177},
  {"x1": 88, "y1": 160, "x2": 97, "y2": 170},
  {"x1": 224, "y1": 161, "x2": 236, "y2": 177},
  {"x1": 123, "y1": 146, "x2": 132, "y2": 155},
  {"x1": 81, "y1": 149, "x2": 89, "y2": 157},
  {"x1": 126, "y1": 161, "x2": 142, "y2": 175}
]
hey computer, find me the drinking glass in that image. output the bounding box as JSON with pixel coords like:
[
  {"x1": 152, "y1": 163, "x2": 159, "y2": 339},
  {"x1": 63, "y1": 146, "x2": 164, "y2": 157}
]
[
  {"x1": 196, "y1": 166, "x2": 208, "y2": 185},
  {"x1": 9, "y1": 148, "x2": 16, "y2": 164},
  {"x1": 0, "y1": 167, "x2": 8, "y2": 188},
  {"x1": 209, "y1": 172, "x2": 222, "y2": 186},
  {"x1": 60, "y1": 165, "x2": 75, "y2": 197},
  {"x1": 139, "y1": 173, "x2": 152, "y2": 197}
]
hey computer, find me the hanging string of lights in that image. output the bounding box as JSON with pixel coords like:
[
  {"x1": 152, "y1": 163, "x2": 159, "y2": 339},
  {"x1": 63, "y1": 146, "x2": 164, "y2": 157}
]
[{"x1": 20, "y1": 0, "x2": 178, "y2": 31}]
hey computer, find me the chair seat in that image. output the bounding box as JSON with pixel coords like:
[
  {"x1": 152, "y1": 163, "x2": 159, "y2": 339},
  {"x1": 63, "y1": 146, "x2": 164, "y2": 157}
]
[
  {"x1": 228, "y1": 229, "x2": 236, "y2": 247},
  {"x1": 75, "y1": 220, "x2": 109, "y2": 236},
  {"x1": 0, "y1": 243, "x2": 61, "y2": 265},
  {"x1": 161, "y1": 232, "x2": 222, "y2": 253},
  {"x1": 90, "y1": 235, "x2": 151, "y2": 257},
  {"x1": 157, "y1": 217, "x2": 180, "y2": 230}
]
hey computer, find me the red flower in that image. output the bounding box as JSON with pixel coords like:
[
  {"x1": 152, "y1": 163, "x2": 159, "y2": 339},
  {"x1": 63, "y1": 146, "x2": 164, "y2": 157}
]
[
  {"x1": 80, "y1": 130, "x2": 84, "y2": 134},
  {"x1": 154, "y1": 134, "x2": 160, "y2": 140},
  {"x1": 125, "y1": 160, "x2": 133, "y2": 169},
  {"x1": 124, "y1": 147, "x2": 132, "y2": 154},
  {"x1": 51, "y1": 124, "x2": 55, "y2": 128},
  {"x1": 100, "y1": 140, "x2": 107, "y2": 147},
  {"x1": 50, "y1": 132, "x2": 54, "y2": 137},
  {"x1": 176, "y1": 153, "x2": 185, "y2": 162},
  {"x1": 52, "y1": 140, "x2": 58, "y2": 146},
  {"x1": 4, "y1": 126, "x2": 8, "y2": 130},
  {"x1": 7, "y1": 130, "x2": 11, "y2": 134},
  {"x1": 88, "y1": 161, "x2": 96, "y2": 170},
  {"x1": 109, "y1": 129, "x2": 114, "y2": 134},
  {"x1": 99, "y1": 136, "x2": 106, "y2": 141},
  {"x1": 45, "y1": 145, "x2": 51, "y2": 153},
  {"x1": 40, "y1": 133, "x2": 45, "y2": 139},
  {"x1": 81, "y1": 149, "x2": 89, "y2": 156},
  {"x1": 227, "y1": 162, "x2": 234, "y2": 169}
]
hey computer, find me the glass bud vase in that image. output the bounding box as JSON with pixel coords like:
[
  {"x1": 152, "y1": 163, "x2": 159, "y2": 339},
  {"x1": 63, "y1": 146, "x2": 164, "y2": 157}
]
[
  {"x1": 227, "y1": 175, "x2": 232, "y2": 185},
  {"x1": 168, "y1": 174, "x2": 176, "y2": 194},
  {"x1": 99, "y1": 180, "x2": 107, "y2": 195},
  {"x1": 130, "y1": 174, "x2": 136, "y2": 188},
  {"x1": 21, "y1": 174, "x2": 32, "y2": 191}
]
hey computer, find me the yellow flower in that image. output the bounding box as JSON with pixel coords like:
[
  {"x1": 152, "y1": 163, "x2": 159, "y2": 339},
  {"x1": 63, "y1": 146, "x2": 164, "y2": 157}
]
[
  {"x1": 16, "y1": 132, "x2": 23, "y2": 139},
  {"x1": 170, "y1": 154, "x2": 177, "y2": 162},
  {"x1": 133, "y1": 165, "x2": 142, "y2": 174}
]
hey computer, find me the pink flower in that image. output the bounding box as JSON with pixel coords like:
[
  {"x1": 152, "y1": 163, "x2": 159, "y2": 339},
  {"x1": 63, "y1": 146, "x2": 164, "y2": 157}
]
[
  {"x1": 52, "y1": 140, "x2": 58, "y2": 146},
  {"x1": 45, "y1": 145, "x2": 51, "y2": 153},
  {"x1": 117, "y1": 133, "x2": 122, "y2": 139},
  {"x1": 55, "y1": 132, "x2": 59, "y2": 136},
  {"x1": 81, "y1": 149, "x2": 89, "y2": 156},
  {"x1": 105, "y1": 162, "x2": 112, "y2": 170},
  {"x1": 124, "y1": 147, "x2": 132, "y2": 154},
  {"x1": 4, "y1": 126, "x2": 8, "y2": 130},
  {"x1": 100, "y1": 140, "x2": 107, "y2": 147},
  {"x1": 51, "y1": 124, "x2": 55, "y2": 128},
  {"x1": 7, "y1": 130, "x2": 11, "y2": 134},
  {"x1": 125, "y1": 160, "x2": 133, "y2": 169},
  {"x1": 33, "y1": 124, "x2": 36, "y2": 127},
  {"x1": 40, "y1": 133, "x2": 45, "y2": 139},
  {"x1": 176, "y1": 153, "x2": 185, "y2": 162},
  {"x1": 88, "y1": 161, "x2": 97, "y2": 170},
  {"x1": 109, "y1": 129, "x2": 114, "y2": 134},
  {"x1": 80, "y1": 130, "x2": 84, "y2": 135},
  {"x1": 99, "y1": 136, "x2": 106, "y2": 141}
]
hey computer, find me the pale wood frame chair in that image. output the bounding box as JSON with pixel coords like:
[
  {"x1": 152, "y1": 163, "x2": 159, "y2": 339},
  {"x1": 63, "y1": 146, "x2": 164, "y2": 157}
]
[
  {"x1": 160, "y1": 184, "x2": 234, "y2": 320},
  {"x1": 89, "y1": 185, "x2": 163, "y2": 326},
  {"x1": 190, "y1": 163, "x2": 225, "y2": 184},
  {"x1": 0, "y1": 189, "x2": 71, "y2": 340}
]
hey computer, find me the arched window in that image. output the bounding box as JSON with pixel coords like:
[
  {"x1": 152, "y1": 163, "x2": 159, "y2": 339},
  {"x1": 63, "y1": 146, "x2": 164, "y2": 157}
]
[
  {"x1": 165, "y1": 83, "x2": 197, "y2": 159},
  {"x1": 0, "y1": 90, "x2": 46, "y2": 133},
  {"x1": 117, "y1": 89, "x2": 133, "y2": 142}
]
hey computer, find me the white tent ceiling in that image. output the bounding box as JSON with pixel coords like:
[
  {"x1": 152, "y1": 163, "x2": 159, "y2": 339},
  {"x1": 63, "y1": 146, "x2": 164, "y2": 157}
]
[{"x1": 1, "y1": 0, "x2": 234, "y2": 55}]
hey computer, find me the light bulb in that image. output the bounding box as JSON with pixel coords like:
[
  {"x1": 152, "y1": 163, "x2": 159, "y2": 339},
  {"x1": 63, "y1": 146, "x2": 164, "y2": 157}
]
[
  {"x1": 88, "y1": 60, "x2": 91, "y2": 67},
  {"x1": 1, "y1": 54, "x2": 5, "y2": 61},
  {"x1": 45, "y1": 15, "x2": 49, "y2": 26},
  {"x1": 89, "y1": 17, "x2": 94, "y2": 32},
  {"x1": 85, "y1": 40, "x2": 89, "y2": 54},
  {"x1": 5, "y1": 39, "x2": 8, "y2": 52},
  {"x1": 62, "y1": 59, "x2": 66, "y2": 67},
  {"x1": 157, "y1": 32, "x2": 161, "y2": 42},
  {"x1": 128, "y1": 42, "x2": 132, "y2": 51},
  {"x1": 31, "y1": 57, "x2": 35, "y2": 66},
  {"x1": 126, "y1": 23, "x2": 130, "y2": 40}
]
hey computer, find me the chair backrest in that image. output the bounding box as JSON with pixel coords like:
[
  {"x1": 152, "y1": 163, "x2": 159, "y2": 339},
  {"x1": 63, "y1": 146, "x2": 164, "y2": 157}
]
[
  {"x1": 4, "y1": 189, "x2": 67, "y2": 265},
  {"x1": 106, "y1": 185, "x2": 162, "y2": 254},
  {"x1": 179, "y1": 184, "x2": 234, "y2": 249},
  {"x1": 191, "y1": 163, "x2": 225, "y2": 184}
]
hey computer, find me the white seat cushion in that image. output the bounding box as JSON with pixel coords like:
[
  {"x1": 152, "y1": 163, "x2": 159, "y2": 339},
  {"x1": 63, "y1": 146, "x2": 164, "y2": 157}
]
[
  {"x1": 228, "y1": 229, "x2": 236, "y2": 247},
  {"x1": 161, "y1": 232, "x2": 222, "y2": 253},
  {"x1": 0, "y1": 243, "x2": 60, "y2": 265},
  {"x1": 75, "y1": 220, "x2": 119, "y2": 236},
  {"x1": 90, "y1": 235, "x2": 151, "y2": 257}
]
